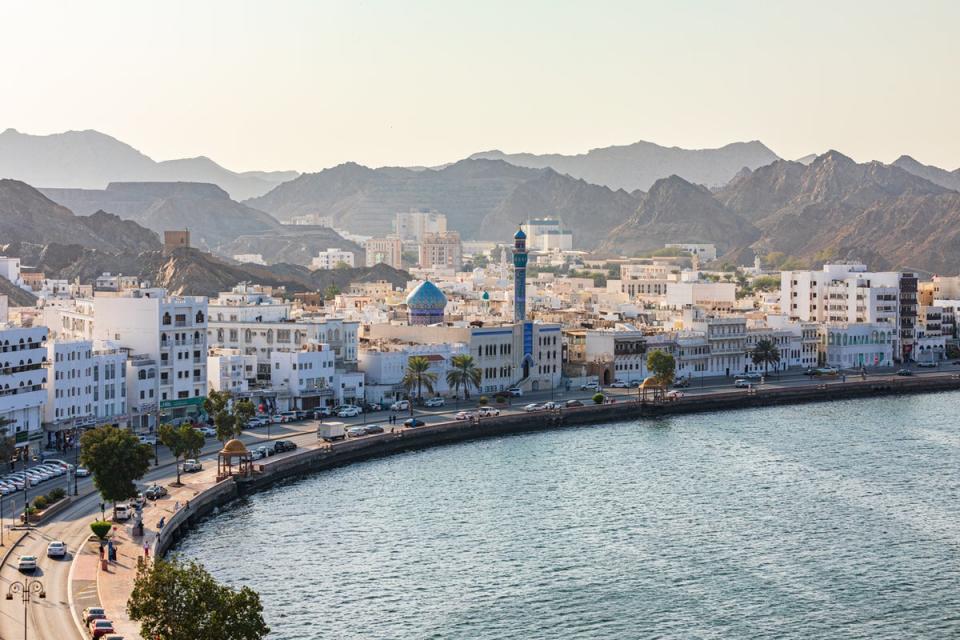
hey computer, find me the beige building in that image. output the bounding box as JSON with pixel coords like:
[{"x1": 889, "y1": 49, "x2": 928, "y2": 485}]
[
  {"x1": 419, "y1": 231, "x2": 462, "y2": 270},
  {"x1": 365, "y1": 236, "x2": 403, "y2": 269}
]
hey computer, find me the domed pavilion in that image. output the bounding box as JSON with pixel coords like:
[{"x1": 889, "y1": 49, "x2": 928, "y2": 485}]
[{"x1": 406, "y1": 280, "x2": 447, "y2": 326}]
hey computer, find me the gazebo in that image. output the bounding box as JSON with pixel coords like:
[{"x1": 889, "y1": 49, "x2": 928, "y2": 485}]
[
  {"x1": 217, "y1": 439, "x2": 253, "y2": 481},
  {"x1": 639, "y1": 376, "x2": 666, "y2": 404}
]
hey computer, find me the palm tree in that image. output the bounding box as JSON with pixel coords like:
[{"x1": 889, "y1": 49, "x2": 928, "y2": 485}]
[
  {"x1": 402, "y1": 356, "x2": 438, "y2": 401},
  {"x1": 751, "y1": 338, "x2": 781, "y2": 376},
  {"x1": 446, "y1": 354, "x2": 482, "y2": 400}
]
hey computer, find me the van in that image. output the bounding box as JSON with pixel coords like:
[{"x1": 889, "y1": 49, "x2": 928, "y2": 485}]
[{"x1": 114, "y1": 504, "x2": 132, "y2": 521}]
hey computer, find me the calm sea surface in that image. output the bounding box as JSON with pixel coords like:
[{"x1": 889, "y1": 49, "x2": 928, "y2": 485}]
[{"x1": 176, "y1": 393, "x2": 960, "y2": 639}]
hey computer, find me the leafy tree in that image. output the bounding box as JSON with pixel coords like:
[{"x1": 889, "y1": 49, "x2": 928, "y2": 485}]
[
  {"x1": 159, "y1": 423, "x2": 205, "y2": 485},
  {"x1": 323, "y1": 284, "x2": 340, "y2": 300},
  {"x1": 80, "y1": 425, "x2": 152, "y2": 514},
  {"x1": 446, "y1": 354, "x2": 481, "y2": 400},
  {"x1": 204, "y1": 391, "x2": 256, "y2": 443},
  {"x1": 333, "y1": 261, "x2": 352, "y2": 270},
  {"x1": 128, "y1": 556, "x2": 269, "y2": 640},
  {"x1": 751, "y1": 338, "x2": 781, "y2": 376},
  {"x1": 646, "y1": 351, "x2": 676, "y2": 387},
  {"x1": 402, "y1": 356, "x2": 437, "y2": 401},
  {"x1": 592, "y1": 393, "x2": 605, "y2": 404},
  {"x1": 90, "y1": 520, "x2": 112, "y2": 540}
]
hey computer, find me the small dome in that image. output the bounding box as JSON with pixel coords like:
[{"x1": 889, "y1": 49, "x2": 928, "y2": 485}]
[
  {"x1": 220, "y1": 439, "x2": 249, "y2": 456},
  {"x1": 514, "y1": 228, "x2": 526, "y2": 240},
  {"x1": 482, "y1": 291, "x2": 490, "y2": 300},
  {"x1": 406, "y1": 280, "x2": 447, "y2": 311}
]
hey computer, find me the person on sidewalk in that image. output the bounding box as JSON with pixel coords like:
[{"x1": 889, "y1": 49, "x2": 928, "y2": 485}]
[{"x1": 143, "y1": 542, "x2": 150, "y2": 558}]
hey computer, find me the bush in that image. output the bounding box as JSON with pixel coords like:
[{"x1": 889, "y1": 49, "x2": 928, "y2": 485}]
[
  {"x1": 91, "y1": 520, "x2": 112, "y2": 540},
  {"x1": 592, "y1": 393, "x2": 605, "y2": 404},
  {"x1": 494, "y1": 394, "x2": 508, "y2": 405},
  {"x1": 478, "y1": 396, "x2": 489, "y2": 406},
  {"x1": 47, "y1": 487, "x2": 66, "y2": 502},
  {"x1": 32, "y1": 496, "x2": 49, "y2": 510}
]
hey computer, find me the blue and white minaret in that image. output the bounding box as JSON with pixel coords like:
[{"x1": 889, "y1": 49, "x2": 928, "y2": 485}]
[{"x1": 513, "y1": 227, "x2": 527, "y2": 322}]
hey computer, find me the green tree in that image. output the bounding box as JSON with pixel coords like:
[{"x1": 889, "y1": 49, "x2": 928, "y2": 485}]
[
  {"x1": 128, "y1": 556, "x2": 269, "y2": 640},
  {"x1": 323, "y1": 284, "x2": 341, "y2": 300},
  {"x1": 402, "y1": 356, "x2": 437, "y2": 401},
  {"x1": 750, "y1": 338, "x2": 781, "y2": 376},
  {"x1": 204, "y1": 392, "x2": 256, "y2": 443},
  {"x1": 445, "y1": 354, "x2": 482, "y2": 400},
  {"x1": 646, "y1": 351, "x2": 676, "y2": 387},
  {"x1": 80, "y1": 425, "x2": 152, "y2": 515},
  {"x1": 592, "y1": 392, "x2": 605, "y2": 404},
  {"x1": 159, "y1": 423, "x2": 205, "y2": 485},
  {"x1": 90, "y1": 520, "x2": 112, "y2": 540}
]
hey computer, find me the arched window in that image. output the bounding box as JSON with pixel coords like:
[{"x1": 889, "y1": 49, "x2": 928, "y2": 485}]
[
  {"x1": 162, "y1": 312, "x2": 172, "y2": 326},
  {"x1": 196, "y1": 311, "x2": 205, "y2": 324}
]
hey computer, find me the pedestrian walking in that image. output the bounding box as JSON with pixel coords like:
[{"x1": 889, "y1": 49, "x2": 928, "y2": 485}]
[
  {"x1": 143, "y1": 542, "x2": 150, "y2": 558},
  {"x1": 174, "y1": 501, "x2": 180, "y2": 511}
]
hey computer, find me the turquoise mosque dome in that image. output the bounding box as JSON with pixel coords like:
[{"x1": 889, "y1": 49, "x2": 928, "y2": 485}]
[
  {"x1": 514, "y1": 228, "x2": 526, "y2": 240},
  {"x1": 406, "y1": 280, "x2": 447, "y2": 325}
]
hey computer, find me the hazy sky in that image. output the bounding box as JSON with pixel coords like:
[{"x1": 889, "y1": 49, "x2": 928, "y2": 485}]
[{"x1": 2, "y1": 1, "x2": 958, "y2": 172}]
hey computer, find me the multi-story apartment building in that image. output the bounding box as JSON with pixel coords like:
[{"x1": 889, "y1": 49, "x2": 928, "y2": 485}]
[
  {"x1": 269, "y1": 342, "x2": 342, "y2": 410},
  {"x1": 311, "y1": 248, "x2": 355, "y2": 270},
  {"x1": 818, "y1": 323, "x2": 895, "y2": 369},
  {"x1": 419, "y1": 231, "x2": 462, "y2": 270},
  {"x1": 207, "y1": 348, "x2": 257, "y2": 394},
  {"x1": 683, "y1": 309, "x2": 747, "y2": 377},
  {"x1": 364, "y1": 236, "x2": 403, "y2": 269},
  {"x1": 0, "y1": 325, "x2": 48, "y2": 456},
  {"x1": 563, "y1": 328, "x2": 647, "y2": 385},
  {"x1": 521, "y1": 218, "x2": 573, "y2": 252},
  {"x1": 394, "y1": 209, "x2": 447, "y2": 243},
  {"x1": 620, "y1": 263, "x2": 677, "y2": 300},
  {"x1": 92, "y1": 288, "x2": 208, "y2": 421}
]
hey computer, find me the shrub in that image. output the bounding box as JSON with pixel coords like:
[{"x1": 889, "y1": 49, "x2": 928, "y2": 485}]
[
  {"x1": 493, "y1": 394, "x2": 508, "y2": 405},
  {"x1": 478, "y1": 395, "x2": 489, "y2": 406},
  {"x1": 32, "y1": 496, "x2": 49, "y2": 510},
  {"x1": 48, "y1": 487, "x2": 66, "y2": 502},
  {"x1": 592, "y1": 393, "x2": 605, "y2": 404},
  {"x1": 91, "y1": 520, "x2": 112, "y2": 540}
]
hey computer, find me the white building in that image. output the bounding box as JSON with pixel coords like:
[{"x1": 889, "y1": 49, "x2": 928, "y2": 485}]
[
  {"x1": 665, "y1": 243, "x2": 717, "y2": 261},
  {"x1": 364, "y1": 236, "x2": 403, "y2": 269},
  {"x1": 0, "y1": 257, "x2": 23, "y2": 287},
  {"x1": 620, "y1": 263, "x2": 677, "y2": 300},
  {"x1": 269, "y1": 342, "x2": 344, "y2": 409},
  {"x1": 311, "y1": 248, "x2": 355, "y2": 270},
  {"x1": 92, "y1": 288, "x2": 208, "y2": 420},
  {"x1": 359, "y1": 342, "x2": 469, "y2": 403},
  {"x1": 0, "y1": 325, "x2": 48, "y2": 456},
  {"x1": 521, "y1": 218, "x2": 573, "y2": 252},
  {"x1": 232, "y1": 254, "x2": 267, "y2": 266},
  {"x1": 394, "y1": 209, "x2": 447, "y2": 243},
  {"x1": 207, "y1": 348, "x2": 257, "y2": 394},
  {"x1": 665, "y1": 281, "x2": 737, "y2": 310},
  {"x1": 819, "y1": 323, "x2": 895, "y2": 369}
]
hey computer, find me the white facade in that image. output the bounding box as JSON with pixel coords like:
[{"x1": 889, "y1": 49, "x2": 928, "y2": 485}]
[
  {"x1": 394, "y1": 209, "x2": 447, "y2": 243},
  {"x1": 45, "y1": 340, "x2": 127, "y2": 436},
  {"x1": 0, "y1": 325, "x2": 48, "y2": 452},
  {"x1": 207, "y1": 348, "x2": 257, "y2": 393},
  {"x1": 359, "y1": 342, "x2": 468, "y2": 402},
  {"x1": 269, "y1": 343, "x2": 339, "y2": 407},
  {"x1": 0, "y1": 257, "x2": 23, "y2": 286},
  {"x1": 819, "y1": 323, "x2": 895, "y2": 369},
  {"x1": 665, "y1": 281, "x2": 737, "y2": 310},
  {"x1": 232, "y1": 254, "x2": 267, "y2": 265},
  {"x1": 311, "y1": 249, "x2": 355, "y2": 270},
  {"x1": 521, "y1": 219, "x2": 573, "y2": 252}
]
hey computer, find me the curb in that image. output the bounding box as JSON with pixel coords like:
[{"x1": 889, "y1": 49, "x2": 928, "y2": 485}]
[{"x1": 0, "y1": 528, "x2": 30, "y2": 570}]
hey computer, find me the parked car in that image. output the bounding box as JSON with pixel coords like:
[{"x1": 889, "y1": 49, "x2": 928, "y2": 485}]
[
  {"x1": 403, "y1": 418, "x2": 425, "y2": 428},
  {"x1": 609, "y1": 380, "x2": 629, "y2": 388},
  {"x1": 542, "y1": 401, "x2": 559, "y2": 410},
  {"x1": 580, "y1": 382, "x2": 600, "y2": 391},
  {"x1": 478, "y1": 406, "x2": 500, "y2": 417},
  {"x1": 182, "y1": 459, "x2": 202, "y2": 473},
  {"x1": 666, "y1": 390, "x2": 685, "y2": 400},
  {"x1": 390, "y1": 400, "x2": 410, "y2": 411},
  {"x1": 364, "y1": 424, "x2": 385, "y2": 435},
  {"x1": 273, "y1": 440, "x2": 297, "y2": 453},
  {"x1": 144, "y1": 485, "x2": 168, "y2": 500},
  {"x1": 280, "y1": 411, "x2": 298, "y2": 422},
  {"x1": 196, "y1": 427, "x2": 216, "y2": 437},
  {"x1": 803, "y1": 368, "x2": 818, "y2": 376},
  {"x1": 338, "y1": 407, "x2": 362, "y2": 418},
  {"x1": 347, "y1": 426, "x2": 368, "y2": 438},
  {"x1": 89, "y1": 619, "x2": 115, "y2": 639},
  {"x1": 454, "y1": 411, "x2": 473, "y2": 420},
  {"x1": 507, "y1": 387, "x2": 523, "y2": 397},
  {"x1": 363, "y1": 403, "x2": 382, "y2": 412},
  {"x1": 75, "y1": 466, "x2": 91, "y2": 477},
  {"x1": 82, "y1": 607, "x2": 107, "y2": 624},
  {"x1": 0, "y1": 483, "x2": 14, "y2": 495},
  {"x1": 294, "y1": 410, "x2": 308, "y2": 420},
  {"x1": 271, "y1": 414, "x2": 287, "y2": 424},
  {"x1": 114, "y1": 505, "x2": 132, "y2": 521},
  {"x1": 896, "y1": 369, "x2": 913, "y2": 376},
  {"x1": 47, "y1": 541, "x2": 67, "y2": 558},
  {"x1": 673, "y1": 378, "x2": 690, "y2": 388},
  {"x1": 256, "y1": 446, "x2": 274, "y2": 459},
  {"x1": 523, "y1": 403, "x2": 546, "y2": 412},
  {"x1": 313, "y1": 407, "x2": 333, "y2": 419},
  {"x1": 132, "y1": 493, "x2": 147, "y2": 509},
  {"x1": 815, "y1": 367, "x2": 839, "y2": 376},
  {"x1": 423, "y1": 397, "x2": 445, "y2": 408},
  {"x1": 17, "y1": 555, "x2": 37, "y2": 572},
  {"x1": 734, "y1": 379, "x2": 751, "y2": 388},
  {"x1": 743, "y1": 372, "x2": 762, "y2": 380},
  {"x1": 565, "y1": 399, "x2": 584, "y2": 408},
  {"x1": 138, "y1": 435, "x2": 157, "y2": 445},
  {"x1": 915, "y1": 361, "x2": 938, "y2": 368}
]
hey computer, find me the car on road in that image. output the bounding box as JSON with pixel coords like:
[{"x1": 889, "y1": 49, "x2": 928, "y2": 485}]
[
  {"x1": 390, "y1": 400, "x2": 410, "y2": 411},
  {"x1": 338, "y1": 406, "x2": 362, "y2": 417},
  {"x1": 915, "y1": 361, "x2": 938, "y2": 368},
  {"x1": 47, "y1": 541, "x2": 67, "y2": 558},
  {"x1": 803, "y1": 368, "x2": 818, "y2": 376},
  {"x1": 609, "y1": 380, "x2": 629, "y2": 388},
  {"x1": 182, "y1": 459, "x2": 202, "y2": 472},
  {"x1": 364, "y1": 424, "x2": 385, "y2": 435},
  {"x1": 145, "y1": 485, "x2": 168, "y2": 500},
  {"x1": 280, "y1": 411, "x2": 298, "y2": 422},
  {"x1": 896, "y1": 368, "x2": 913, "y2": 376},
  {"x1": 666, "y1": 390, "x2": 685, "y2": 400},
  {"x1": 580, "y1": 382, "x2": 600, "y2": 391},
  {"x1": 542, "y1": 401, "x2": 559, "y2": 410},
  {"x1": 455, "y1": 411, "x2": 473, "y2": 420},
  {"x1": 255, "y1": 446, "x2": 274, "y2": 459},
  {"x1": 478, "y1": 406, "x2": 500, "y2": 417},
  {"x1": 89, "y1": 619, "x2": 115, "y2": 638},
  {"x1": 270, "y1": 414, "x2": 287, "y2": 424},
  {"x1": 138, "y1": 435, "x2": 157, "y2": 445},
  {"x1": 75, "y1": 466, "x2": 91, "y2": 477},
  {"x1": 82, "y1": 607, "x2": 107, "y2": 624},
  {"x1": 815, "y1": 367, "x2": 839, "y2": 376},
  {"x1": 363, "y1": 403, "x2": 382, "y2": 412},
  {"x1": 273, "y1": 440, "x2": 297, "y2": 453},
  {"x1": 507, "y1": 387, "x2": 523, "y2": 397},
  {"x1": 523, "y1": 403, "x2": 546, "y2": 412},
  {"x1": 347, "y1": 426, "x2": 368, "y2": 438},
  {"x1": 196, "y1": 426, "x2": 216, "y2": 437},
  {"x1": 114, "y1": 504, "x2": 132, "y2": 521},
  {"x1": 734, "y1": 379, "x2": 751, "y2": 388},
  {"x1": 132, "y1": 493, "x2": 147, "y2": 509},
  {"x1": 423, "y1": 397, "x2": 445, "y2": 408},
  {"x1": 403, "y1": 418, "x2": 425, "y2": 428},
  {"x1": 17, "y1": 555, "x2": 37, "y2": 572},
  {"x1": 743, "y1": 372, "x2": 762, "y2": 380},
  {"x1": 564, "y1": 399, "x2": 584, "y2": 408},
  {"x1": 673, "y1": 378, "x2": 690, "y2": 388}
]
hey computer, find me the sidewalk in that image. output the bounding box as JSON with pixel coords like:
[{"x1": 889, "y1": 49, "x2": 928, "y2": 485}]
[{"x1": 94, "y1": 467, "x2": 220, "y2": 640}]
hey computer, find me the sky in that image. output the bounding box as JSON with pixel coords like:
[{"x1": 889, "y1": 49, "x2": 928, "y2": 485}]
[{"x1": 1, "y1": 0, "x2": 958, "y2": 172}]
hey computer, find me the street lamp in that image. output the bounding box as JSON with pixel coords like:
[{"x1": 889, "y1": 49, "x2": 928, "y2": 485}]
[{"x1": 7, "y1": 579, "x2": 45, "y2": 640}]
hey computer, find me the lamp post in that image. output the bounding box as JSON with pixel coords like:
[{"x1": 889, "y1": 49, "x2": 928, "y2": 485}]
[
  {"x1": 7, "y1": 579, "x2": 45, "y2": 640},
  {"x1": 73, "y1": 436, "x2": 79, "y2": 497}
]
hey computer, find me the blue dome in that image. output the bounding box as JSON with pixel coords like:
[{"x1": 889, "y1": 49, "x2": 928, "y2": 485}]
[
  {"x1": 514, "y1": 228, "x2": 527, "y2": 240},
  {"x1": 406, "y1": 280, "x2": 447, "y2": 310},
  {"x1": 481, "y1": 291, "x2": 490, "y2": 300}
]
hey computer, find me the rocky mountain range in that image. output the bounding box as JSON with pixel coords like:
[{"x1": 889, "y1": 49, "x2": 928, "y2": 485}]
[
  {"x1": 892, "y1": 155, "x2": 960, "y2": 192},
  {"x1": 41, "y1": 182, "x2": 284, "y2": 250},
  {"x1": 468, "y1": 140, "x2": 780, "y2": 192},
  {"x1": 247, "y1": 159, "x2": 640, "y2": 247},
  {"x1": 0, "y1": 129, "x2": 297, "y2": 200}
]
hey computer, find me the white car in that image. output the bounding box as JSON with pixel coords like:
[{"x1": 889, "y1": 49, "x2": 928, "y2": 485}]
[
  {"x1": 580, "y1": 382, "x2": 600, "y2": 391},
  {"x1": 17, "y1": 555, "x2": 37, "y2": 572},
  {"x1": 182, "y1": 459, "x2": 202, "y2": 472},
  {"x1": 75, "y1": 466, "x2": 91, "y2": 477},
  {"x1": 47, "y1": 541, "x2": 67, "y2": 558},
  {"x1": 0, "y1": 483, "x2": 14, "y2": 495},
  {"x1": 454, "y1": 411, "x2": 473, "y2": 420},
  {"x1": 478, "y1": 407, "x2": 500, "y2": 417},
  {"x1": 114, "y1": 505, "x2": 132, "y2": 521},
  {"x1": 507, "y1": 387, "x2": 523, "y2": 397},
  {"x1": 423, "y1": 397, "x2": 445, "y2": 408},
  {"x1": 666, "y1": 390, "x2": 685, "y2": 400},
  {"x1": 338, "y1": 407, "x2": 362, "y2": 418},
  {"x1": 346, "y1": 426, "x2": 368, "y2": 438},
  {"x1": 138, "y1": 435, "x2": 157, "y2": 445},
  {"x1": 523, "y1": 403, "x2": 546, "y2": 412},
  {"x1": 390, "y1": 400, "x2": 410, "y2": 411},
  {"x1": 609, "y1": 380, "x2": 629, "y2": 388}
]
